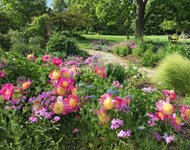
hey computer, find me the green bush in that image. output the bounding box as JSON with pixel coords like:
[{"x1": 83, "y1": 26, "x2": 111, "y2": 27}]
[
  {"x1": 112, "y1": 45, "x2": 119, "y2": 54},
  {"x1": 164, "y1": 43, "x2": 190, "y2": 58},
  {"x1": 155, "y1": 53, "x2": 190, "y2": 94},
  {"x1": 138, "y1": 49, "x2": 162, "y2": 67},
  {"x1": 29, "y1": 36, "x2": 44, "y2": 47},
  {"x1": 46, "y1": 31, "x2": 79, "y2": 55},
  {"x1": 0, "y1": 34, "x2": 11, "y2": 51},
  {"x1": 119, "y1": 46, "x2": 130, "y2": 56}
]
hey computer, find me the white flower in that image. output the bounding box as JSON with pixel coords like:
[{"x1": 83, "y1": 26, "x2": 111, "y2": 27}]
[
  {"x1": 133, "y1": 75, "x2": 137, "y2": 78},
  {"x1": 162, "y1": 132, "x2": 168, "y2": 139}
]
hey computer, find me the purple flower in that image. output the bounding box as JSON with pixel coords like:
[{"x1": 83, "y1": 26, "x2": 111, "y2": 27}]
[
  {"x1": 150, "y1": 122, "x2": 155, "y2": 126},
  {"x1": 29, "y1": 117, "x2": 38, "y2": 122},
  {"x1": 4, "y1": 105, "x2": 9, "y2": 109},
  {"x1": 154, "y1": 132, "x2": 162, "y2": 141},
  {"x1": 45, "y1": 100, "x2": 50, "y2": 105},
  {"x1": 165, "y1": 135, "x2": 176, "y2": 144},
  {"x1": 117, "y1": 129, "x2": 131, "y2": 138},
  {"x1": 49, "y1": 96, "x2": 56, "y2": 101},
  {"x1": 17, "y1": 106, "x2": 21, "y2": 109},
  {"x1": 111, "y1": 124, "x2": 120, "y2": 129},
  {"x1": 29, "y1": 97, "x2": 34, "y2": 103},
  {"x1": 54, "y1": 116, "x2": 60, "y2": 121},
  {"x1": 111, "y1": 119, "x2": 123, "y2": 126},
  {"x1": 147, "y1": 120, "x2": 151, "y2": 124}
]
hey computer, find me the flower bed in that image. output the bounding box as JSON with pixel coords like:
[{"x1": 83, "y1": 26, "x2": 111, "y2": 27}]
[{"x1": 0, "y1": 51, "x2": 190, "y2": 149}]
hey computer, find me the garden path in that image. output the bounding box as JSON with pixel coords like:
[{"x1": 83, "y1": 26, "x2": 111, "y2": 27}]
[{"x1": 84, "y1": 49, "x2": 156, "y2": 78}]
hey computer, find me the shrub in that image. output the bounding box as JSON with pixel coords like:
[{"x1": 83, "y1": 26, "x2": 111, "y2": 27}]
[
  {"x1": 119, "y1": 46, "x2": 126, "y2": 56},
  {"x1": 138, "y1": 49, "x2": 162, "y2": 67},
  {"x1": 164, "y1": 43, "x2": 190, "y2": 58},
  {"x1": 155, "y1": 53, "x2": 190, "y2": 94},
  {"x1": 46, "y1": 31, "x2": 79, "y2": 55},
  {"x1": 0, "y1": 34, "x2": 11, "y2": 51}
]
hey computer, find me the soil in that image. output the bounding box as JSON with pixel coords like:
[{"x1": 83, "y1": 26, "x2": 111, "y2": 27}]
[{"x1": 122, "y1": 55, "x2": 138, "y2": 65}]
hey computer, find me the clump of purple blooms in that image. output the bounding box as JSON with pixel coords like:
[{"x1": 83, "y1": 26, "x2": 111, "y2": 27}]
[
  {"x1": 110, "y1": 118, "x2": 123, "y2": 129},
  {"x1": 117, "y1": 129, "x2": 132, "y2": 138},
  {"x1": 91, "y1": 39, "x2": 111, "y2": 50},
  {"x1": 142, "y1": 87, "x2": 157, "y2": 93},
  {"x1": 110, "y1": 118, "x2": 132, "y2": 138},
  {"x1": 111, "y1": 40, "x2": 138, "y2": 50}
]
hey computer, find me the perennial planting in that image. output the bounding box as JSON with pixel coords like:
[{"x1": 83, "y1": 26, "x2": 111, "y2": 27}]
[{"x1": 0, "y1": 52, "x2": 190, "y2": 149}]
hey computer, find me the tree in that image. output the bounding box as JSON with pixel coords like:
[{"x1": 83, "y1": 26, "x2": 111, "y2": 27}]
[
  {"x1": 51, "y1": 0, "x2": 67, "y2": 13},
  {"x1": 1, "y1": 0, "x2": 48, "y2": 27},
  {"x1": 68, "y1": 0, "x2": 190, "y2": 37},
  {"x1": 62, "y1": 6, "x2": 84, "y2": 34}
]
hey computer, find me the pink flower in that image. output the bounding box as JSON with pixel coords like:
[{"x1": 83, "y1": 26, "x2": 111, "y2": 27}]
[
  {"x1": 165, "y1": 135, "x2": 176, "y2": 144},
  {"x1": 180, "y1": 105, "x2": 190, "y2": 120},
  {"x1": 156, "y1": 99, "x2": 175, "y2": 116},
  {"x1": 99, "y1": 136, "x2": 103, "y2": 140},
  {"x1": 0, "y1": 71, "x2": 5, "y2": 79},
  {"x1": 94, "y1": 66, "x2": 106, "y2": 78},
  {"x1": 168, "y1": 114, "x2": 184, "y2": 131},
  {"x1": 50, "y1": 96, "x2": 72, "y2": 115},
  {"x1": 170, "y1": 93, "x2": 176, "y2": 100},
  {"x1": 0, "y1": 83, "x2": 13, "y2": 100},
  {"x1": 64, "y1": 95, "x2": 81, "y2": 113},
  {"x1": 58, "y1": 77, "x2": 74, "y2": 90},
  {"x1": 52, "y1": 57, "x2": 62, "y2": 66},
  {"x1": 42, "y1": 54, "x2": 51, "y2": 62},
  {"x1": 155, "y1": 112, "x2": 167, "y2": 121},
  {"x1": 27, "y1": 54, "x2": 35, "y2": 61},
  {"x1": 163, "y1": 90, "x2": 170, "y2": 96},
  {"x1": 76, "y1": 115, "x2": 80, "y2": 119},
  {"x1": 94, "y1": 109, "x2": 99, "y2": 115},
  {"x1": 22, "y1": 79, "x2": 33, "y2": 90},
  {"x1": 73, "y1": 128, "x2": 79, "y2": 133}
]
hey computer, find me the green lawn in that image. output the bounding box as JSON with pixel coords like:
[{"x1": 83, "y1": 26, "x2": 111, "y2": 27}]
[{"x1": 77, "y1": 35, "x2": 190, "y2": 49}]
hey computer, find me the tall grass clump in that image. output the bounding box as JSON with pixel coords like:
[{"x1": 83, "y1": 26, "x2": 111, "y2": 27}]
[{"x1": 155, "y1": 53, "x2": 190, "y2": 94}]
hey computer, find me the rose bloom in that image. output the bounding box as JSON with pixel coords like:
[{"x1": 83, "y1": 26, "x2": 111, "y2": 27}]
[
  {"x1": 0, "y1": 83, "x2": 14, "y2": 100},
  {"x1": 42, "y1": 54, "x2": 51, "y2": 62},
  {"x1": 52, "y1": 57, "x2": 62, "y2": 66},
  {"x1": 0, "y1": 71, "x2": 5, "y2": 79},
  {"x1": 22, "y1": 79, "x2": 33, "y2": 90},
  {"x1": 27, "y1": 54, "x2": 35, "y2": 61},
  {"x1": 94, "y1": 66, "x2": 106, "y2": 78}
]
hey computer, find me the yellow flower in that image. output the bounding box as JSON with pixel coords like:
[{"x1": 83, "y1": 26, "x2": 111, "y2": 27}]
[
  {"x1": 69, "y1": 98, "x2": 77, "y2": 108},
  {"x1": 53, "y1": 102, "x2": 65, "y2": 114},
  {"x1": 63, "y1": 72, "x2": 71, "y2": 79},
  {"x1": 57, "y1": 87, "x2": 66, "y2": 96},
  {"x1": 62, "y1": 81, "x2": 69, "y2": 88},
  {"x1": 72, "y1": 88, "x2": 77, "y2": 95},
  {"x1": 163, "y1": 103, "x2": 174, "y2": 116},
  {"x1": 185, "y1": 109, "x2": 190, "y2": 117},
  {"x1": 104, "y1": 98, "x2": 114, "y2": 110},
  {"x1": 22, "y1": 82, "x2": 29, "y2": 89},
  {"x1": 52, "y1": 71, "x2": 61, "y2": 80},
  {"x1": 175, "y1": 117, "x2": 181, "y2": 125}
]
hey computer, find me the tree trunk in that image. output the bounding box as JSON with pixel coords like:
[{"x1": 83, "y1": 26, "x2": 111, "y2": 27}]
[{"x1": 136, "y1": 0, "x2": 146, "y2": 37}]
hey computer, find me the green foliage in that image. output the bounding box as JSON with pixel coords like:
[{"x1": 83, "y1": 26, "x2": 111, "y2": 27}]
[
  {"x1": 26, "y1": 14, "x2": 51, "y2": 38},
  {"x1": 46, "y1": 31, "x2": 79, "y2": 56},
  {"x1": 164, "y1": 43, "x2": 190, "y2": 58},
  {"x1": 119, "y1": 46, "x2": 130, "y2": 56},
  {"x1": 106, "y1": 64, "x2": 127, "y2": 83},
  {"x1": 155, "y1": 53, "x2": 190, "y2": 94},
  {"x1": 1, "y1": 0, "x2": 48, "y2": 28},
  {"x1": 0, "y1": 34, "x2": 11, "y2": 51},
  {"x1": 138, "y1": 49, "x2": 163, "y2": 67}
]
